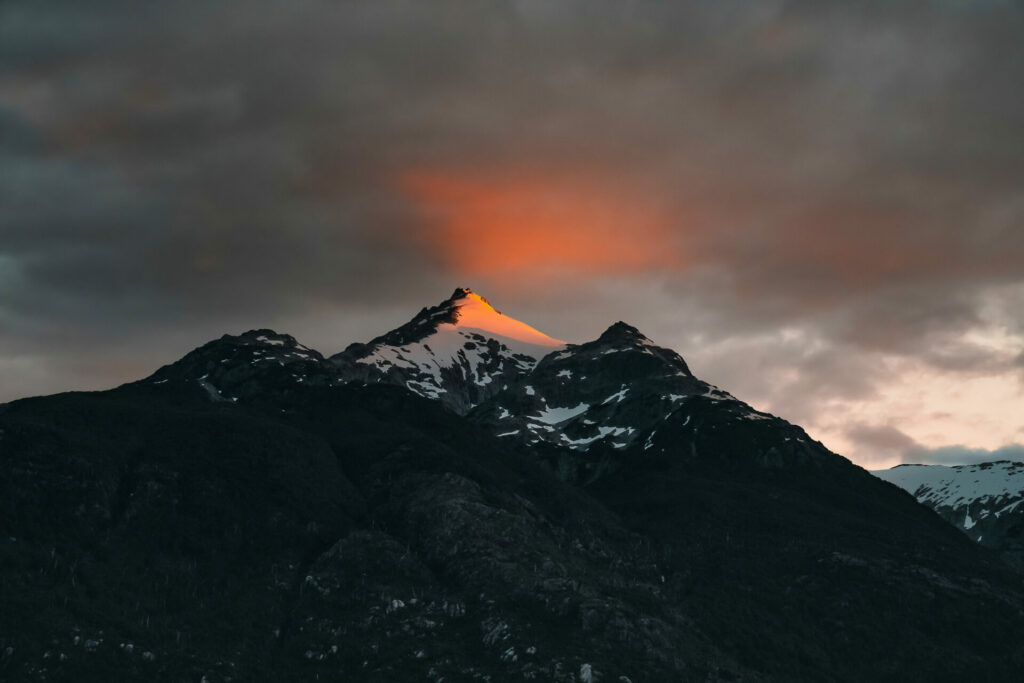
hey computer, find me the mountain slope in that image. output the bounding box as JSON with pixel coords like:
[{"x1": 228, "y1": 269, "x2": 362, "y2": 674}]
[
  {"x1": 874, "y1": 461, "x2": 1024, "y2": 569},
  {"x1": 0, "y1": 381, "x2": 751, "y2": 682}
]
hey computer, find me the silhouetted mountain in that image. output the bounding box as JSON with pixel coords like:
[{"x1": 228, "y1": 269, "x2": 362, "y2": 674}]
[{"x1": 2, "y1": 289, "x2": 1024, "y2": 682}]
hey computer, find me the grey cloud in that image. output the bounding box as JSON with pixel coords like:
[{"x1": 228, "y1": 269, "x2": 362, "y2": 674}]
[
  {"x1": 843, "y1": 428, "x2": 1024, "y2": 469},
  {"x1": 0, "y1": 107, "x2": 39, "y2": 153},
  {"x1": 1, "y1": 0, "x2": 1023, "y2": 422},
  {"x1": 846, "y1": 423, "x2": 919, "y2": 452},
  {"x1": 844, "y1": 423, "x2": 920, "y2": 466},
  {"x1": 902, "y1": 444, "x2": 1024, "y2": 467}
]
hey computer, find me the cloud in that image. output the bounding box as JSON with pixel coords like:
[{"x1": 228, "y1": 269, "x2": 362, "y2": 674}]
[
  {"x1": 836, "y1": 425, "x2": 1024, "y2": 469},
  {"x1": 4, "y1": 1, "x2": 1023, "y2": 315},
  {"x1": 1, "y1": 0, "x2": 1023, "y2": 464},
  {"x1": 397, "y1": 168, "x2": 684, "y2": 279},
  {"x1": 845, "y1": 423, "x2": 920, "y2": 459},
  {"x1": 902, "y1": 444, "x2": 1024, "y2": 467}
]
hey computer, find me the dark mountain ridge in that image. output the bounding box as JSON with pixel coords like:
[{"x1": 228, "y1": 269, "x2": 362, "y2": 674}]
[{"x1": 2, "y1": 289, "x2": 1023, "y2": 681}]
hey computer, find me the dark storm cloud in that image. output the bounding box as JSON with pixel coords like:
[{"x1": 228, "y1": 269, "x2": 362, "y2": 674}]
[{"x1": 2, "y1": 0, "x2": 1023, "y2": 444}]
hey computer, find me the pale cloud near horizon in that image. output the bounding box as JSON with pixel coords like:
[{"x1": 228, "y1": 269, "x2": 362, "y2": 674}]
[
  {"x1": 1, "y1": 0, "x2": 1022, "y2": 467},
  {"x1": 898, "y1": 444, "x2": 1024, "y2": 468}
]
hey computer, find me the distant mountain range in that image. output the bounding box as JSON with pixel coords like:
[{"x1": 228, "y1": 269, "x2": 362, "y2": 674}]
[
  {"x1": 2, "y1": 287, "x2": 1023, "y2": 681},
  {"x1": 873, "y1": 461, "x2": 1024, "y2": 569}
]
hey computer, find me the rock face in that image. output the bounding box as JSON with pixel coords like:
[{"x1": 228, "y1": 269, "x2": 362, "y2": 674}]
[
  {"x1": 2, "y1": 289, "x2": 1024, "y2": 682},
  {"x1": 874, "y1": 461, "x2": 1024, "y2": 569}
]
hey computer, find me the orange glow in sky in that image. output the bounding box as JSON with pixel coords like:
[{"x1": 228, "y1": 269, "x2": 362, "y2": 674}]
[{"x1": 398, "y1": 169, "x2": 684, "y2": 277}]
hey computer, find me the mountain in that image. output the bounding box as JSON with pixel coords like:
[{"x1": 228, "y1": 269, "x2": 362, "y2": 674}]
[
  {"x1": 145, "y1": 328, "x2": 336, "y2": 399},
  {"x1": 874, "y1": 461, "x2": 1024, "y2": 569},
  {"x1": 467, "y1": 320, "x2": 822, "y2": 481},
  {"x1": 3, "y1": 288, "x2": 1024, "y2": 682},
  {"x1": 331, "y1": 288, "x2": 566, "y2": 414},
  {"x1": 470, "y1": 321, "x2": 709, "y2": 454}
]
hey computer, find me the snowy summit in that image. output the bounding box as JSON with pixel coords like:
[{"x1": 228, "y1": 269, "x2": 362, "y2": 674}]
[
  {"x1": 332, "y1": 288, "x2": 566, "y2": 413},
  {"x1": 445, "y1": 288, "x2": 566, "y2": 355}
]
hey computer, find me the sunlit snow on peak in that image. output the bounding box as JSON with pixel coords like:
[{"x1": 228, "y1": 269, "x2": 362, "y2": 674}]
[
  {"x1": 450, "y1": 289, "x2": 566, "y2": 349},
  {"x1": 349, "y1": 288, "x2": 567, "y2": 411}
]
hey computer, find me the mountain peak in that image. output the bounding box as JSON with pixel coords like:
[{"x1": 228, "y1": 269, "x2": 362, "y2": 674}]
[
  {"x1": 333, "y1": 288, "x2": 566, "y2": 413},
  {"x1": 448, "y1": 286, "x2": 502, "y2": 315},
  {"x1": 449, "y1": 286, "x2": 475, "y2": 301},
  {"x1": 233, "y1": 329, "x2": 301, "y2": 346},
  {"x1": 447, "y1": 290, "x2": 564, "y2": 348},
  {"x1": 598, "y1": 321, "x2": 648, "y2": 343}
]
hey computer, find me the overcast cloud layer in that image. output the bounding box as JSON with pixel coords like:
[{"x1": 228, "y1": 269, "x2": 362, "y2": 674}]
[{"x1": 2, "y1": 0, "x2": 1022, "y2": 468}]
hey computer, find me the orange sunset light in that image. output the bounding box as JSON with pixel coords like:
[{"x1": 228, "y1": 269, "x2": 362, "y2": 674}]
[{"x1": 399, "y1": 169, "x2": 684, "y2": 276}]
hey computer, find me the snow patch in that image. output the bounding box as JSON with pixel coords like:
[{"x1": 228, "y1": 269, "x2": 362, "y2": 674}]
[
  {"x1": 352, "y1": 291, "x2": 566, "y2": 409},
  {"x1": 873, "y1": 462, "x2": 1024, "y2": 511},
  {"x1": 531, "y1": 402, "x2": 589, "y2": 425},
  {"x1": 602, "y1": 385, "x2": 629, "y2": 404}
]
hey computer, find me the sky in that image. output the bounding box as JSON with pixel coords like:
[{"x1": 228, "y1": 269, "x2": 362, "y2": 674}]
[{"x1": 1, "y1": 0, "x2": 1022, "y2": 469}]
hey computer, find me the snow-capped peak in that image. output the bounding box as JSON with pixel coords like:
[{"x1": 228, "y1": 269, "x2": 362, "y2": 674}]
[
  {"x1": 448, "y1": 288, "x2": 566, "y2": 352},
  {"x1": 872, "y1": 460, "x2": 1024, "y2": 553},
  {"x1": 333, "y1": 288, "x2": 567, "y2": 413},
  {"x1": 873, "y1": 461, "x2": 1024, "y2": 511}
]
